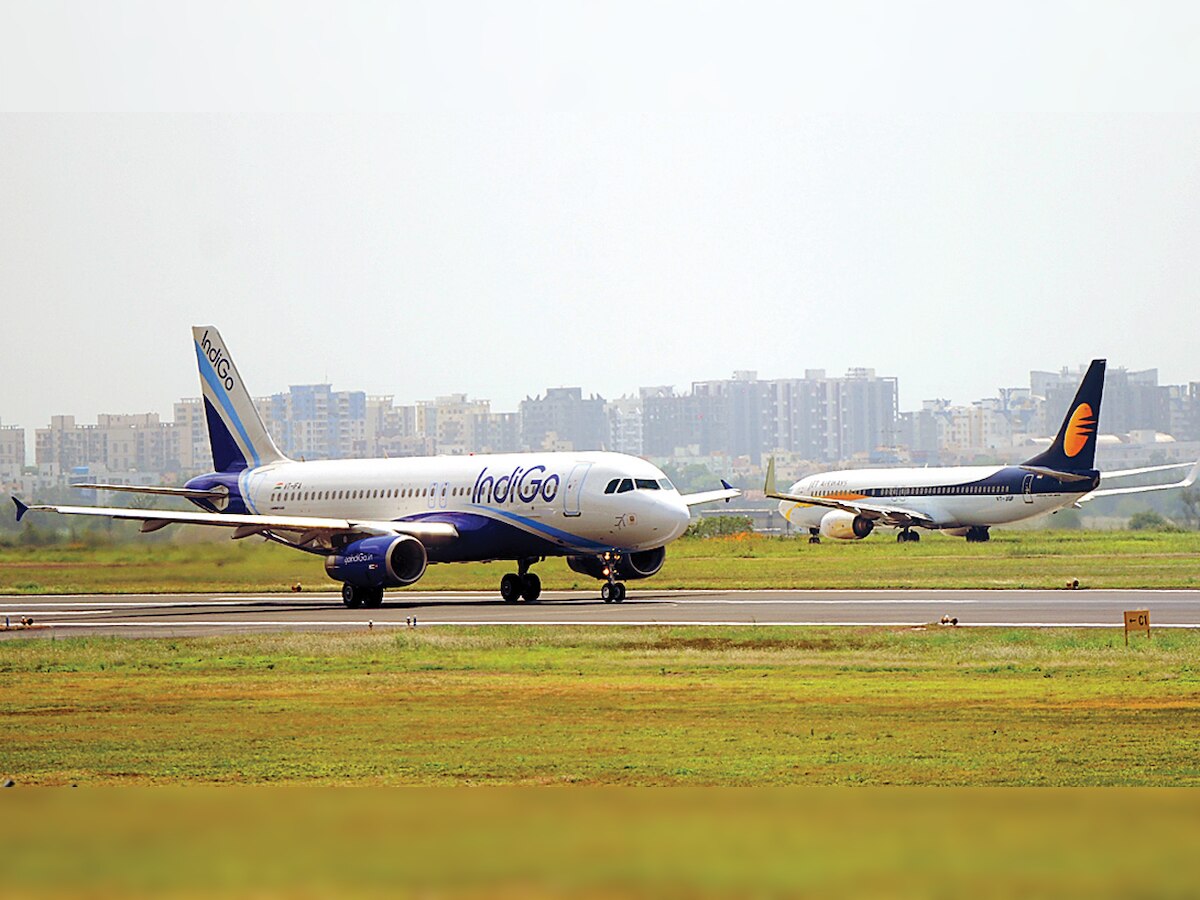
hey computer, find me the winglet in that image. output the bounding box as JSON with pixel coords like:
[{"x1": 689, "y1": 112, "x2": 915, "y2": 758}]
[
  {"x1": 720, "y1": 479, "x2": 734, "y2": 502},
  {"x1": 12, "y1": 496, "x2": 29, "y2": 522},
  {"x1": 764, "y1": 457, "x2": 778, "y2": 496},
  {"x1": 1183, "y1": 458, "x2": 1200, "y2": 488}
]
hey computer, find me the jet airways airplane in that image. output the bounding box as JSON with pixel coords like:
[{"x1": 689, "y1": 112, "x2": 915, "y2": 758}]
[
  {"x1": 765, "y1": 358, "x2": 1200, "y2": 543},
  {"x1": 13, "y1": 326, "x2": 738, "y2": 607}
]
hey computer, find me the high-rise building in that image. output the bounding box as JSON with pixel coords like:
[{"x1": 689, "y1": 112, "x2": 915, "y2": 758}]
[
  {"x1": 1034, "y1": 365, "x2": 1169, "y2": 434},
  {"x1": 35, "y1": 413, "x2": 179, "y2": 475},
  {"x1": 605, "y1": 396, "x2": 644, "y2": 457},
  {"x1": 520, "y1": 388, "x2": 608, "y2": 451},
  {"x1": 0, "y1": 418, "x2": 25, "y2": 481}
]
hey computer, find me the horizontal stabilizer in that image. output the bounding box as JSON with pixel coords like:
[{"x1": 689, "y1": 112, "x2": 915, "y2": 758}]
[
  {"x1": 1019, "y1": 466, "x2": 1094, "y2": 484},
  {"x1": 73, "y1": 483, "x2": 228, "y2": 500}
]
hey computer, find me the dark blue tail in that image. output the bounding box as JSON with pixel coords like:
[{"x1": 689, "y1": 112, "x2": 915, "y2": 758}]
[{"x1": 1023, "y1": 359, "x2": 1105, "y2": 472}]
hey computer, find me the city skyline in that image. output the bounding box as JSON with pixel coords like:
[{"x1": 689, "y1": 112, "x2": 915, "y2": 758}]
[
  {"x1": 2, "y1": 356, "x2": 1193, "y2": 432},
  {"x1": 7, "y1": 359, "x2": 1198, "y2": 486}
]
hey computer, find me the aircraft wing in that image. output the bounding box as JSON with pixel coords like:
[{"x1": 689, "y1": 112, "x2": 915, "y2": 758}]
[
  {"x1": 12, "y1": 497, "x2": 458, "y2": 547},
  {"x1": 679, "y1": 480, "x2": 740, "y2": 507},
  {"x1": 1100, "y1": 461, "x2": 1199, "y2": 479},
  {"x1": 761, "y1": 458, "x2": 936, "y2": 527},
  {"x1": 1079, "y1": 459, "x2": 1200, "y2": 502}
]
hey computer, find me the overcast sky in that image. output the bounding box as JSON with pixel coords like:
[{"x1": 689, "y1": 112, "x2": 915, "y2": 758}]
[{"x1": 2, "y1": 1, "x2": 1199, "y2": 443}]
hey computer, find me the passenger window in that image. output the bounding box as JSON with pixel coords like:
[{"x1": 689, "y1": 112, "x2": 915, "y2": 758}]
[{"x1": 617, "y1": 478, "x2": 634, "y2": 493}]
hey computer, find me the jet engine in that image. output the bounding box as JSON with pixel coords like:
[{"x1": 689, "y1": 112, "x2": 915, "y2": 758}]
[
  {"x1": 325, "y1": 534, "x2": 428, "y2": 588},
  {"x1": 567, "y1": 546, "x2": 667, "y2": 581},
  {"x1": 818, "y1": 510, "x2": 874, "y2": 540}
]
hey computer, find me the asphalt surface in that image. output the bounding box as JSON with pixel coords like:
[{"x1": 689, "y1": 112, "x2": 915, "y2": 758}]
[{"x1": 2, "y1": 588, "x2": 1199, "y2": 637}]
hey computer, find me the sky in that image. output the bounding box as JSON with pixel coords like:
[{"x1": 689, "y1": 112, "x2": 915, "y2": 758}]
[{"x1": 2, "y1": 1, "x2": 1200, "y2": 447}]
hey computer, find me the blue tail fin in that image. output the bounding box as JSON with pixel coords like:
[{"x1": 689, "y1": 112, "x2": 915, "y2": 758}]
[
  {"x1": 1023, "y1": 358, "x2": 1105, "y2": 472},
  {"x1": 192, "y1": 326, "x2": 288, "y2": 472}
]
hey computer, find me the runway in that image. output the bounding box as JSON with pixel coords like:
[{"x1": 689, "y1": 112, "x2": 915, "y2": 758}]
[{"x1": 3, "y1": 588, "x2": 1199, "y2": 637}]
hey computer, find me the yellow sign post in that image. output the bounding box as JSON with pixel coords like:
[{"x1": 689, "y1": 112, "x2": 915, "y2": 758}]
[{"x1": 1124, "y1": 609, "x2": 1151, "y2": 646}]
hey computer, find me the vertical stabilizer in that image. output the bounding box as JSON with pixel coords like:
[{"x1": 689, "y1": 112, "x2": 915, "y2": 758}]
[
  {"x1": 1023, "y1": 358, "x2": 1106, "y2": 472},
  {"x1": 192, "y1": 326, "x2": 288, "y2": 472}
]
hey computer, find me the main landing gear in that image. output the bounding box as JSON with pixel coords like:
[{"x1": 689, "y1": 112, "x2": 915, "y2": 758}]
[
  {"x1": 599, "y1": 551, "x2": 627, "y2": 603},
  {"x1": 965, "y1": 526, "x2": 991, "y2": 543},
  {"x1": 897, "y1": 529, "x2": 921, "y2": 543},
  {"x1": 342, "y1": 583, "x2": 384, "y2": 609},
  {"x1": 808, "y1": 527, "x2": 821, "y2": 544},
  {"x1": 500, "y1": 558, "x2": 542, "y2": 603}
]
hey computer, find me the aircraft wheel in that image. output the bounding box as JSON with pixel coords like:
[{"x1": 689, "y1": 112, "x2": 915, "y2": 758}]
[
  {"x1": 614, "y1": 583, "x2": 626, "y2": 603},
  {"x1": 363, "y1": 587, "x2": 385, "y2": 609},
  {"x1": 808, "y1": 535, "x2": 821, "y2": 544},
  {"x1": 342, "y1": 583, "x2": 363, "y2": 609},
  {"x1": 909, "y1": 531, "x2": 920, "y2": 542},
  {"x1": 896, "y1": 531, "x2": 907, "y2": 543},
  {"x1": 500, "y1": 573, "x2": 522, "y2": 603},
  {"x1": 521, "y1": 573, "x2": 542, "y2": 602},
  {"x1": 601, "y1": 582, "x2": 615, "y2": 603}
]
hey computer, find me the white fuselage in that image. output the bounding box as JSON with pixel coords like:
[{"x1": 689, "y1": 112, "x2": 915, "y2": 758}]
[
  {"x1": 218, "y1": 450, "x2": 692, "y2": 557},
  {"x1": 780, "y1": 464, "x2": 1089, "y2": 533}
]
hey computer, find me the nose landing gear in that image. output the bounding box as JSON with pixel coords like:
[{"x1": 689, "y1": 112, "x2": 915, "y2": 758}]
[
  {"x1": 599, "y1": 551, "x2": 626, "y2": 603},
  {"x1": 601, "y1": 581, "x2": 626, "y2": 603}
]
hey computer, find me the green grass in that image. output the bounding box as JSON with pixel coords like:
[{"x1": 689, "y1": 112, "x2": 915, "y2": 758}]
[
  {"x1": 4, "y1": 626, "x2": 1200, "y2": 786},
  {"x1": 2, "y1": 529, "x2": 1199, "y2": 593}
]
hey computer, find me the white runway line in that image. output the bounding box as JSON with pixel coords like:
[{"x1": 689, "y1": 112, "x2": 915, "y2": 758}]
[
  {"x1": 28, "y1": 619, "x2": 1200, "y2": 629},
  {"x1": 2, "y1": 609, "x2": 114, "y2": 617},
  {"x1": 5, "y1": 597, "x2": 991, "y2": 609}
]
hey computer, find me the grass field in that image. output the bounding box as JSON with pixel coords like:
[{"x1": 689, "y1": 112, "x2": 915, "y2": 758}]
[
  {"x1": 4, "y1": 626, "x2": 1199, "y2": 787},
  {"x1": 2, "y1": 528, "x2": 1199, "y2": 594}
]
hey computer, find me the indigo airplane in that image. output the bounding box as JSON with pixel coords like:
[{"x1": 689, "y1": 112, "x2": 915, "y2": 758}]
[
  {"x1": 14, "y1": 326, "x2": 738, "y2": 607},
  {"x1": 765, "y1": 359, "x2": 1199, "y2": 543}
]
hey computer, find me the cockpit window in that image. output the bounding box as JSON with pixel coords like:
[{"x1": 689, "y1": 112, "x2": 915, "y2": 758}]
[
  {"x1": 604, "y1": 479, "x2": 619, "y2": 494},
  {"x1": 617, "y1": 478, "x2": 634, "y2": 493},
  {"x1": 658, "y1": 477, "x2": 675, "y2": 491},
  {"x1": 635, "y1": 478, "x2": 660, "y2": 490}
]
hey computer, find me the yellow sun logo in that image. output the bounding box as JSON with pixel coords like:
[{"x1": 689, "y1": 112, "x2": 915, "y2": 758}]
[{"x1": 1064, "y1": 403, "x2": 1096, "y2": 457}]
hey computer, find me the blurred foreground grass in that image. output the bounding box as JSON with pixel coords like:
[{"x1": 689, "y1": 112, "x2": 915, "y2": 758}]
[
  {"x1": 2, "y1": 529, "x2": 1199, "y2": 593},
  {"x1": 3, "y1": 787, "x2": 1198, "y2": 898},
  {"x1": 4, "y1": 626, "x2": 1200, "y2": 787}
]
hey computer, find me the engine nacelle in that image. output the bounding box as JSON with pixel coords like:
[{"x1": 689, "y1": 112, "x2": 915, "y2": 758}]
[
  {"x1": 567, "y1": 546, "x2": 667, "y2": 581},
  {"x1": 325, "y1": 535, "x2": 428, "y2": 588},
  {"x1": 818, "y1": 510, "x2": 875, "y2": 540}
]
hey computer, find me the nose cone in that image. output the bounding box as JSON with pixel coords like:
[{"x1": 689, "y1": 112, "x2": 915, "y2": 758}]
[{"x1": 665, "y1": 496, "x2": 692, "y2": 542}]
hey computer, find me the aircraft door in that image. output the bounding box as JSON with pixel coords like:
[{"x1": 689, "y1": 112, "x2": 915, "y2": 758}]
[
  {"x1": 1022, "y1": 474, "x2": 1034, "y2": 504},
  {"x1": 562, "y1": 462, "x2": 592, "y2": 517}
]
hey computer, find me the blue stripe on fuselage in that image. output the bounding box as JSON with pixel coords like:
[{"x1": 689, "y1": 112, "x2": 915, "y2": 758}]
[
  {"x1": 851, "y1": 467, "x2": 1098, "y2": 499},
  {"x1": 403, "y1": 508, "x2": 612, "y2": 559}
]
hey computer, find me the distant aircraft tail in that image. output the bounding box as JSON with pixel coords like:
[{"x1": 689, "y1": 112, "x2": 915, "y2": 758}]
[
  {"x1": 192, "y1": 326, "x2": 288, "y2": 472},
  {"x1": 1022, "y1": 358, "x2": 1105, "y2": 472}
]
